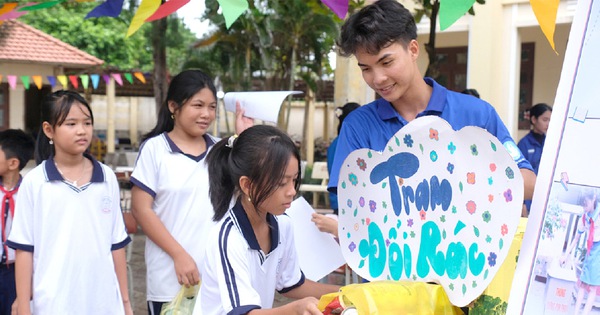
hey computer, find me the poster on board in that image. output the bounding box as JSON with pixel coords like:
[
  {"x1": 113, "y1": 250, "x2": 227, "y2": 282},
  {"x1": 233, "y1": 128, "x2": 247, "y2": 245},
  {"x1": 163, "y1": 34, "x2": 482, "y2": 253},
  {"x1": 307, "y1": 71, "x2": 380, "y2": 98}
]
[
  {"x1": 507, "y1": 0, "x2": 600, "y2": 313},
  {"x1": 336, "y1": 115, "x2": 524, "y2": 307}
]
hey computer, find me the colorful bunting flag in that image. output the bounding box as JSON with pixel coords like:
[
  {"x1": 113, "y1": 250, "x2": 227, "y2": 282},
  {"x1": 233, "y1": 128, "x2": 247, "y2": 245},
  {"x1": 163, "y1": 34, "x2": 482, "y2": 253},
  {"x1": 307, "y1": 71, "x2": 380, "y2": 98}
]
[
  {"x1": 102, "y1": 74, "x2": 111, "y2": 84},
  {"x1": 124, "y1": 73, "x2": 134, "y2": 84},
  {"x1": 57, "y1": 75, "x2": 68, "y2": 89},
  {"x1": 111, "y1": 73, "x2": 123, "y2": 86},
  {"x1": 47, "y1": 75, "x2": 56, "y2": 88},
  {"x1": 134, "y1": 72, "x2": 146, "y2": 84},
  {"x1": 90, "y1": 74, "x2": 100, "y2": 89},
  {"x1": 85, "y1": 0, "x2": 124, "y2": 19},
  {"x1": 17, "y1": 0, "x2": 67, "y2": 11},
  {"x1": 7, "y1": 76, "x2": 16, "y2": 90},
  {"x1": 80, "y1": 74, "x2": 89, "y2": 89},
  {"x1": 32, "y1": 75, "x2": 43, "y2": 89},
  {"x1": 146, "y1": 0, "x2": 190, "y2": 22},
  {"x1": 439, "y1": 0, "x2": 476, "y2": 31},
  {"x1": 0, "y1": 3, "x2": 33, "y2": 20},
  {"x1": 0, "y1": 3, "x2": 18, "y2": 21},
  {"x1": 20, "y1": 76, "x2": 30, "y2": 90},
  {"x1": 320, "y1": 0, "x2": 349, "y2": 20},
  {"x1": 217, "y1": 0, "x2": 248, "y2": 29},
  {"x1": 126, "y1": 0, "x2": 161, "y2": 37},
  {"x1": 68, "y1": 75, "x2": 79, "y2": 89},
  {"x1": 530, "y1": 0, "x2": 559, "y2": 51}
]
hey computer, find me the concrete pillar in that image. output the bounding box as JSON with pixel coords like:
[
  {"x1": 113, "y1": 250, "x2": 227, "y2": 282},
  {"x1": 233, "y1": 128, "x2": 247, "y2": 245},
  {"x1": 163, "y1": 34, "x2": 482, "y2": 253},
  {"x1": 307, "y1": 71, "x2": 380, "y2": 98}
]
[
  {"x1": 305, "y1": 89, "x2": 315, "y2": 166},
  {"x1": 129, "y1": 96, "x2": 139, "y2": 147},
  {"x1": 334, "y1": 55, "x2": 374, "y2": 108},
  {"x1": 106, "y1": 78, "x2": 116, "y2": 153}
]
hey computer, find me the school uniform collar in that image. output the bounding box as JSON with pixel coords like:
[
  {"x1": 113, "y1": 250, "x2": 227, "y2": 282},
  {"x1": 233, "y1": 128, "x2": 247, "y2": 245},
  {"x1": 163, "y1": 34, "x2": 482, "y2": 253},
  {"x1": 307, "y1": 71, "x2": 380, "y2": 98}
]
[
  {"x1": 231, "y1": 199, "x2": 280, "y2": 253},
  {"x1": 163, "y1": 132, "x2": 215, "y2": 161},
  {"x1": 45, "y1": 153, "x2": 104, "y2": 183},
  {"x1": 377, "y1": 77, "x2": 447, "y2": 121}
]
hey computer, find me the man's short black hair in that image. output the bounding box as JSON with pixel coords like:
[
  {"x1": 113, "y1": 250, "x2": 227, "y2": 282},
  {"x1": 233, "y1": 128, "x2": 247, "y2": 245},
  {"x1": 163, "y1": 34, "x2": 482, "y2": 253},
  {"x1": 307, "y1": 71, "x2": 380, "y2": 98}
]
[
  {"x1": 0, "y1": 129, "x2": 35, "y2": 170},
  {"x1": 337, "y1": 0, "x2": 417, "y2": 57}
]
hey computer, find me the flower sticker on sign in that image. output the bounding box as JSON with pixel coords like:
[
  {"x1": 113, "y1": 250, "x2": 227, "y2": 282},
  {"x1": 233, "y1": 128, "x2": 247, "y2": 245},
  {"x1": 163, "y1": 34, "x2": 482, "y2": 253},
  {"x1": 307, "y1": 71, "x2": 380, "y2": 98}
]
[{"x1": 337, "y1": 116, "x2": 523, "y2": 307}]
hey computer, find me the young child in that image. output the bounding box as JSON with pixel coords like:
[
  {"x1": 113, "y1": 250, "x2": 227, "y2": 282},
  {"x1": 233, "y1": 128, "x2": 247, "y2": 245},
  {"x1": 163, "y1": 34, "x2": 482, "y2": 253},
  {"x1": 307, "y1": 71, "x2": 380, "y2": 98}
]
[
  {"x1": 200, "y1": 125, "x2": 340, "y2": 315},
  {"x1": 328, "y1": 0, "x2": 536, "y2": 204},
  {"x1": 6, "y1": 90, "x2": 133, "y2": 315},
  {"x1": 130, "y1": 69, "x2": 252, "y2": 314},
  {"x1": 560, "y1": 190, "x2": 600, "y2": 315},
  {"x1": 0, "y1": 129, "x2": 34, "y2": 315}
]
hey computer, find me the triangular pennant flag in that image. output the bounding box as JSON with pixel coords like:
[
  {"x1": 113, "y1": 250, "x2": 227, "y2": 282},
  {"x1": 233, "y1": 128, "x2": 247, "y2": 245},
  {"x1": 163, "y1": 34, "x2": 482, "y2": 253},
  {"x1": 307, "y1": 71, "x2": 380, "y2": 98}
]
[
  {"x1": 530, "y1": 0, "x2": 559, "y2": 52},
  {"x1": 47, "y1": 76, "x2": 56, "y2": 88},
  {"x1": 102, "y1": 74, "x2": 111, "y2": 85},
  {"x1": 111, "y1": 73, "x2": 123, "y2": 86},
  {"x1": 146, "y1": 0, "x2": 190, "y2": 22},
  {"x1": 20, "y1": 76, "x2": 30, "y2": 90},
  {"x1": 80, "y1": 74, "x2": 90, "y2": 89},
  {"x1": 85, "y1": 0, "x2": 124, "y2": 19},
  {"x1": 217, "y1": 0, "x2": 248, "y2": 29},
  {"x1": 68, "y1": 75, "x2": 79, "y2": 89},
  {"x1": 133, "y1": 72, "x2": 146, "y2": 84},
  {"x1": 127, "y1": 0, "x2": 161, "y2": 37},
  {"x1": 90, "y1": 74, "x2": 100, "y2": 89},
  {"x1": 439, "y1": 0, "x2": 476, "y2": 31},
  {"x1": 0, "y1": 3, "x2": 33, "y2": 20},
  {"x1": 0, "y1": 75, "x2": 2, "y2": 84},
  {"x1": 57, "y1": 75, "x2": 68, "y2": 89},
  {"x1": 7, "y1": 75, "x2": 17, "y2": 90},
  {"x1": 320, "y1": 0, "x2": 349, "y2": 20},
  {"x1": 32, "y1": 75, "x2": 43, "y2": 89},
  {"x1": 0, "y1": 3, "x2": 18, "y2": 20},
  {"x1": 17, "y1": 0, "x2": 66, "y2": 11},
  {"x1": 124, "y1": 73, "x2": 134, "y2": 84}
]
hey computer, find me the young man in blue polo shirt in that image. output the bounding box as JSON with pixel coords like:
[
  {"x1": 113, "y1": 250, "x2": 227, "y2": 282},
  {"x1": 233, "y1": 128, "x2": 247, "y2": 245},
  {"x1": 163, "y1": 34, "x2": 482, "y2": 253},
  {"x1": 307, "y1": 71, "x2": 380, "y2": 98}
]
[{"x1": 328, "y1": 0, "x2": 536, "y2": 203}]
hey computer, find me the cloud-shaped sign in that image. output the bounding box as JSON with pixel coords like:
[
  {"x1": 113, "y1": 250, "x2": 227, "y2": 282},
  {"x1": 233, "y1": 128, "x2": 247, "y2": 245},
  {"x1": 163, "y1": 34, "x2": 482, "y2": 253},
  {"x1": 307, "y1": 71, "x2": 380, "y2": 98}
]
[{"x1": 337, "y1": 116, "x2": 523, "y2": 306}]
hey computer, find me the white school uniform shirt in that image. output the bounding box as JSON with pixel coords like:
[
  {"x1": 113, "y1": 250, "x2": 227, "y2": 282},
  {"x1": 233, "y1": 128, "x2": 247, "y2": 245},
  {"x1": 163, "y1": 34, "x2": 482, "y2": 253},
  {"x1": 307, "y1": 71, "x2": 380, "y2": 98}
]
[
  {"x1": 130, "y1": 132, "x2": 217, "y2": 302},
  {"x1": 6, "y1": 155, "x2": 130, "y2": 315},
  {"x1": 199, "y1": 201, "x2": 305, "y2": 315}
]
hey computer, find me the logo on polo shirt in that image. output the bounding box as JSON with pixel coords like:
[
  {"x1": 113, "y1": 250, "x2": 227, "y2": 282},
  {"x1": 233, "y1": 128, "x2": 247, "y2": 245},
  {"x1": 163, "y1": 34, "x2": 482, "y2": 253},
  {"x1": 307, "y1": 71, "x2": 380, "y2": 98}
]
[{"x1": 101, "y1": 196, "x2": 112, "y2": 213}]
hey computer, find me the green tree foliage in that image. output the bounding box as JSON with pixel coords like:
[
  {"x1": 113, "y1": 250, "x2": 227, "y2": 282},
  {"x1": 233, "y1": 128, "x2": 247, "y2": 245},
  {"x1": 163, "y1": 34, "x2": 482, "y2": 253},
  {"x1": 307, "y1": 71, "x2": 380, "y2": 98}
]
[{"x1": 19, "y1": 2, "x2": 196, "y2": 73}]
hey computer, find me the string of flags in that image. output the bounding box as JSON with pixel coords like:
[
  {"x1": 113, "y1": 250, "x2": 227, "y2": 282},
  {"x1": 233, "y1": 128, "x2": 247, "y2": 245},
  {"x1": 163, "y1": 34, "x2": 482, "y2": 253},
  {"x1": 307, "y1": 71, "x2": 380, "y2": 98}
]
[
  {"x1": 0, "y1": 0, "x2": 560, "y2": 49},
  {"x1": 0, "y1": 72, "x2": 148, "y2": 91}
]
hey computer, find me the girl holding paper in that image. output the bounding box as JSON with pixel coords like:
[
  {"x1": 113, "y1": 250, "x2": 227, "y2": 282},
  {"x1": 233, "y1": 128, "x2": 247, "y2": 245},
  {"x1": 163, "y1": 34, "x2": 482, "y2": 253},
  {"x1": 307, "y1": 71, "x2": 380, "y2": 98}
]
[
  {"x1": 200, "y1": 125, "x2": 340, "y2": 315},
  {"x1": 130, "y1": 69, "x2": 252, "y2": 314}
]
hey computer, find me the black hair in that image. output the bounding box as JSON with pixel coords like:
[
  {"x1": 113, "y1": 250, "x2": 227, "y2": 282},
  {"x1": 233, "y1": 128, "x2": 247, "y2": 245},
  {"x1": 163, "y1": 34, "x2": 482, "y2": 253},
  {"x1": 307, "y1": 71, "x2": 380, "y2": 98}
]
[
  {"x1": 141, "y1": 69, "x2": 217, "y2": 143},
  {"x1": 206, "y1": 125, "x2": 301, "y2": 221},
  {"x1": 529, "y1": 103, "x2": 552, "y2": 122},
  {"x1": 336, "y1": 102, "x2": 360, "y2": 134},
  {"x1": 34, "y1": 90, "x2": 94, "y2": 164},
  {"x1": 461, "y1": 89, "x2": 480, "y2": 99},
  {"x1": 0, "y1": 129, "x2": 35, "y2": 171},
  {"x1": 337, "y1": 0, "x2": 417, "y2": 57}
]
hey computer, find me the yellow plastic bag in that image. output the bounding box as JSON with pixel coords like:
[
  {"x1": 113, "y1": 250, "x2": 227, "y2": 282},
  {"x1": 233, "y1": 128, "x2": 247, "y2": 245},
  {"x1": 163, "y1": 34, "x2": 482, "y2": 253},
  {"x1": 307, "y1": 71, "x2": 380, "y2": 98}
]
[
  {"x1": 318, "y1": 280, "x2": 464, "y2": 315},
  {"x1": 160, "y1": 285, "x2": 200, "y2": 315}
]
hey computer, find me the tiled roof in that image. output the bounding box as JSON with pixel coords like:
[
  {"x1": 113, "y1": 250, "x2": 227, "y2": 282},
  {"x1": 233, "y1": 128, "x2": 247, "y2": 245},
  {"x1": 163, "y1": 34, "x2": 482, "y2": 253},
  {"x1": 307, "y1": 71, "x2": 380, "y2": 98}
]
[{"x1": 0, "y1": 20, "x2": 104, "y2": 67}]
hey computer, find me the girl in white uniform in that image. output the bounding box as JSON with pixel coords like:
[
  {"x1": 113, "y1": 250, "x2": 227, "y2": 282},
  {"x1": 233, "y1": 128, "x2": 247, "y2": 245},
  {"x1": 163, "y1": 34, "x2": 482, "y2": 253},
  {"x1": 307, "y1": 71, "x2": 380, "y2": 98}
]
[
  {"x1": 200, "y1": 125, "x2": 340, "y2": 315},
  {"x1": 130, "y1": 69, "x2": 252, "y2": 314},
  {"x1": 7, "y1": 90, "x2": 132, "y2": 315}
]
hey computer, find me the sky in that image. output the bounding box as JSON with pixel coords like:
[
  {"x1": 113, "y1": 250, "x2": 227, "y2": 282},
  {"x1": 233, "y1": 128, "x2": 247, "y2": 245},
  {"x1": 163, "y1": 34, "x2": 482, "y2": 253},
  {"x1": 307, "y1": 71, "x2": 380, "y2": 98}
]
[{"x1": 177, "y1": 0, "x2": 212, "y2": 37}]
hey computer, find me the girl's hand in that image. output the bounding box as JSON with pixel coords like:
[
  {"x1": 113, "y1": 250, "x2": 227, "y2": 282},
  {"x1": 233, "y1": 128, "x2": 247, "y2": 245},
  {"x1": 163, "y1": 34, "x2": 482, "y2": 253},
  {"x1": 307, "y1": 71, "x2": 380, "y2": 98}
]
[
  {"x1": 173, "y1": 251, "x2": 200, "y2": 287},
  {"x1": 123, "y1": 300, "x2": 134, "y2": 315},
  {"x1": 291, "y1": 297, "x2": 321, "y2": 315},
  {"x1": 235, "y1": 101, "x2": 254, "y2": 135},
  {"x1": 311, "y1": 213, "x2": 338, "y2": 238}
]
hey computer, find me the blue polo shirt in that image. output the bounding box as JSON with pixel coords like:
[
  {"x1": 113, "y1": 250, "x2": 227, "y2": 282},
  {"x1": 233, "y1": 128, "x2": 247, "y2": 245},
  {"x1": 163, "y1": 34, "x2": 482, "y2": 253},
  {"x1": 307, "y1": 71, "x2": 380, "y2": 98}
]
[
  {"x1": 517, "y1": 131, "x2": 545, "y2": 174},
  {"x1": 328, "y1": 77, "x2": 532, "y2": 194}
]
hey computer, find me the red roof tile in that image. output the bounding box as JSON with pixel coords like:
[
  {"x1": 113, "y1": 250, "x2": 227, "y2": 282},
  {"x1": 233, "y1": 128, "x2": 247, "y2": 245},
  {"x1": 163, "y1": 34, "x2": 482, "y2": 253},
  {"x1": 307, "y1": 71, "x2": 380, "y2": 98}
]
[{"x1": 0, "y1": 20, "x2": 104, "y2": 67}]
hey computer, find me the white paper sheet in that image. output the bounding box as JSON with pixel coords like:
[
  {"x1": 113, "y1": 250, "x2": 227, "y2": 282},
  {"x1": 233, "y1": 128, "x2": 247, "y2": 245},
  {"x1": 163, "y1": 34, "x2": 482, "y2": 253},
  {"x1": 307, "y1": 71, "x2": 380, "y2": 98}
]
[
  {"x1": 284, "y1": 197, "x2": 346, "y2": 281},
  {"x1": 223, "y1": 91, "x2": 303, "y2": 123}
]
